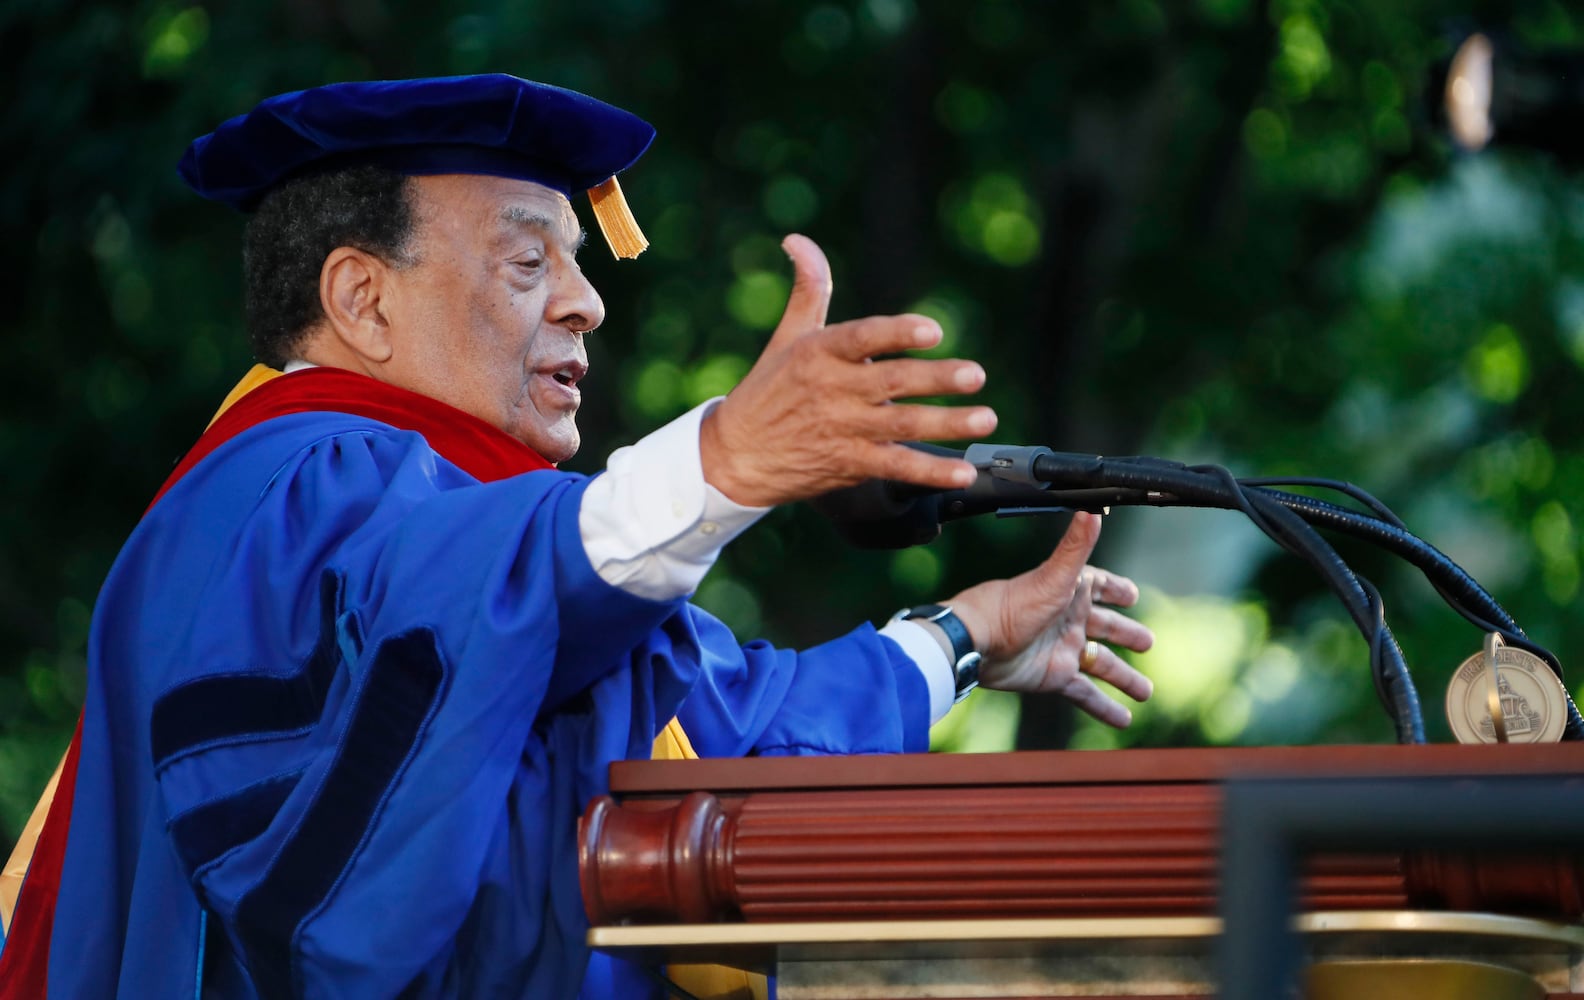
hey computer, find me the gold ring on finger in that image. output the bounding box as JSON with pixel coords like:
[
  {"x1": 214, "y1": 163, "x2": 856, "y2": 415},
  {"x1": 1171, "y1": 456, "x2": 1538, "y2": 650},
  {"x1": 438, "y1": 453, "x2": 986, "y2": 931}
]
[{"x1": 1079, "y1": 639, "x2": 1102, "y2": 671}]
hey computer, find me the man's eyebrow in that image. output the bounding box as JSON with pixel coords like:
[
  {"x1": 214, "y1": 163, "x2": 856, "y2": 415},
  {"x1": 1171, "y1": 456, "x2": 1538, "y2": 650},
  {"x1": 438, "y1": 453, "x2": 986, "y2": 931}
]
[
  {"x1": 500, "y1": 206, "x2": 555, "y2": 229},
  {"x1": 498, "y1": 206, "x2": 587, "y2": 252}
]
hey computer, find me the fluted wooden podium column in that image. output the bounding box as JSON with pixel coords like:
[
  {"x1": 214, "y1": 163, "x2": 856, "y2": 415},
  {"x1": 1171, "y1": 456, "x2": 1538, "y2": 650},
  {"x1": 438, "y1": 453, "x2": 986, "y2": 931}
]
[{"x1": 580, "y1": 745, "x2": 1584, "y2": 998}]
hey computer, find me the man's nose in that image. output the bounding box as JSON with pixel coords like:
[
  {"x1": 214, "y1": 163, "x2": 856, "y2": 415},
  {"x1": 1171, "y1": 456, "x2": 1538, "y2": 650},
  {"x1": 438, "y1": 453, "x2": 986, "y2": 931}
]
[{"x1": 553, "y1": 267, "x2": 606, "y2": 335}]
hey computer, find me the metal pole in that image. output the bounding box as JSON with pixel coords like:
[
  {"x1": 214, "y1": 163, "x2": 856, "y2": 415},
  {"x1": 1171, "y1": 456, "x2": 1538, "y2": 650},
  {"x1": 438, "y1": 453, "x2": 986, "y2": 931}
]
[{"x1": 1218, "y1": 775, "x2": 1584, "y2": 1000}]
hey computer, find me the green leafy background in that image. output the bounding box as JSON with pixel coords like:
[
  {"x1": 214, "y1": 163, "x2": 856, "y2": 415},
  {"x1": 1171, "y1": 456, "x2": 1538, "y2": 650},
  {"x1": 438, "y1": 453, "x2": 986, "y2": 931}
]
[{"x1": 4, "y1": 0, "x2": 1583, "y2": 853}]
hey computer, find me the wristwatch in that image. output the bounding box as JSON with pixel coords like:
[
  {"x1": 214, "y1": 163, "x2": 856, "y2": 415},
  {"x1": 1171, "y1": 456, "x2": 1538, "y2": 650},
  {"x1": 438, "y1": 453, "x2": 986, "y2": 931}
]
[{"x1": 890, "y1": 603, "x2": 982, "y2": 703}]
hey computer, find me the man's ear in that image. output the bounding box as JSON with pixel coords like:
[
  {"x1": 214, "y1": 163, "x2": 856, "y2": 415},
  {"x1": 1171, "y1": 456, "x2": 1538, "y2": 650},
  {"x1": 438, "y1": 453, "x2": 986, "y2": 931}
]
[{"x1": 319, "y1": 247, "x2": 396, "y2": 363}]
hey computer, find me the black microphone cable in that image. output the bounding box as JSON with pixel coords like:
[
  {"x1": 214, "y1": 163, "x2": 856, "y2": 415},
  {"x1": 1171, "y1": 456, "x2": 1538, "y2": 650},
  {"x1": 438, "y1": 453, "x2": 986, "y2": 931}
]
[
  {"x1": 1018, "y1": 451, "x2": 1424, "y2": 740},
  {"x1": 1088, "y1": 472, "x2": 1550, "y2": 669},
  {"x1": 810, "y1": 445, "x2": 1578, "y2": 741},
  {"x1": 1131, "y1": 469, "x2": 1580, "y2": 738},
  {"x1": 1243, "y1": 486, "x2": 1584, "y2": 741},
  {"x1": 1026, "y1": 450, "x2": 1577, "y2": 742},
  {"x1": 1185, "y1": 462, "x2": 1424, "y2": 744}
]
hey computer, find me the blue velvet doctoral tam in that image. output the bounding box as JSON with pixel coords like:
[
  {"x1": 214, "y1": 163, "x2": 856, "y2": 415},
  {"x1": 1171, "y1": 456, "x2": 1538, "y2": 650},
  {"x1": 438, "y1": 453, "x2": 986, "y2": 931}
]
[
  {"x1": 179, "y1": 75, "x2": 657, "y2": 212},
  {"x1": 40, "y1": 411, "x2": 929, "y2": 997}
]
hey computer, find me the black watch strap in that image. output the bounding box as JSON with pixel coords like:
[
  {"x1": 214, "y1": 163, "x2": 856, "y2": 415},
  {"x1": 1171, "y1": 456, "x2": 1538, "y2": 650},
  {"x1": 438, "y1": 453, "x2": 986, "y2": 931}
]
[{"x1": 891, "y1": 603, "x2": 982, "y2": 703}]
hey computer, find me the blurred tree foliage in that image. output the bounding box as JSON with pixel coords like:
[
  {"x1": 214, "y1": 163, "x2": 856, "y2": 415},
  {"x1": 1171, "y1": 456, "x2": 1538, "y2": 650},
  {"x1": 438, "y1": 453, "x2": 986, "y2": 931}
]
[{"x1": 3, "y1": 0, "x2": 1583, "y2": 852}]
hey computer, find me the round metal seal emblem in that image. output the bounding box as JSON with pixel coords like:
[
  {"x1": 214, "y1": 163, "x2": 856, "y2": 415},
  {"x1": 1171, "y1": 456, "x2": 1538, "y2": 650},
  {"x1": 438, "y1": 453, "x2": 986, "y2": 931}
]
[{"x1": 1445, "y1": 638, "x2": 1567, "y2": 744}]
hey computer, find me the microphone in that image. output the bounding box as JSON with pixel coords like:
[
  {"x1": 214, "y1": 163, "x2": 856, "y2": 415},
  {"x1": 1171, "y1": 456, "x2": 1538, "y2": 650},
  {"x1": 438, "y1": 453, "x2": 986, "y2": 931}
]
[
  {"x1": 807, "y1": 443, "x2": 1142, "y2": 549},
  {"x1": 804, "y1": 443, "x2": 959, "y2": 549}
]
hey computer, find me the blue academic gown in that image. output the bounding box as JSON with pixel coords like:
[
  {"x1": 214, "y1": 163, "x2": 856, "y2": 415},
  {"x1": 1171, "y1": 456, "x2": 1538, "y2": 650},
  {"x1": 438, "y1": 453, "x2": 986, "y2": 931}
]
[{"x1": 37, "y1": 411, "x2": 929, "y2": 998}]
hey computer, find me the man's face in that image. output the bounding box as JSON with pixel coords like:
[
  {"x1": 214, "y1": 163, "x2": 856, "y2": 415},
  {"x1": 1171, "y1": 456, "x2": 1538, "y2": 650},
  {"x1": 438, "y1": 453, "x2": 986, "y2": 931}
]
[{"x1": 380, "y1": 174, "x2": 606, "y2": 462}]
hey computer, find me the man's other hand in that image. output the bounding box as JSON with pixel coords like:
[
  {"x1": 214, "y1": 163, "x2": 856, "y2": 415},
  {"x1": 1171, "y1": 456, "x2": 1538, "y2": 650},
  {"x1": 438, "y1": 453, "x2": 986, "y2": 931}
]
[
  {"x1": 949, "y1": 512, "x2": 1156, "y2": 728},
  {"x1": 699, "y1": 234, "x2": 996, "y2": 508}
]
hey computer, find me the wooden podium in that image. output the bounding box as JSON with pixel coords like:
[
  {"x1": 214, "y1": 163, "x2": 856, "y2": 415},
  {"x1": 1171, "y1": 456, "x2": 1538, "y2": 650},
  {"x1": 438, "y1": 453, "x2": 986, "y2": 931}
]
[{"x1": 580, "y1": 744, "x2": 1584, "y2": 998}]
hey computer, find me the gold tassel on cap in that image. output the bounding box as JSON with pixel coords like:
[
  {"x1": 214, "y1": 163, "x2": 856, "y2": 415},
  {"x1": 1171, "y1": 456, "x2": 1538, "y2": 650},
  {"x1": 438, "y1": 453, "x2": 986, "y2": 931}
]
[{"x1": 588, "y1": 176, "x2": 648, "y2": 259}]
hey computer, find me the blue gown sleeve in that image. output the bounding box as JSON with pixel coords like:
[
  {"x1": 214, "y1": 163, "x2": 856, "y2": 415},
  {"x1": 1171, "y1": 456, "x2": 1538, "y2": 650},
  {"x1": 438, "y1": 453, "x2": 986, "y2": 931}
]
[
  {"x1": 674, "y1": 609, "x2": 932, "y2": 758},
  {"x1": 145, "y1": 426, "x2": 683, "y2": 997}
]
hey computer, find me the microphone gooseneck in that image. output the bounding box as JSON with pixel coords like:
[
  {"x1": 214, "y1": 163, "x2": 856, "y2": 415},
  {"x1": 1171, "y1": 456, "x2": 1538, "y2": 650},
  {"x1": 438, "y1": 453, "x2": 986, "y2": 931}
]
[{"x1": 809, "y1": 443, "x2": 1580, "y2": 743}]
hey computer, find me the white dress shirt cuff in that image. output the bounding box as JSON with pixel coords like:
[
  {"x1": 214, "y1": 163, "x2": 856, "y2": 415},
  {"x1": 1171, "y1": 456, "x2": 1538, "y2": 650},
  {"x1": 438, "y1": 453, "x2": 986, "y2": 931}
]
[
  {"x1": 879, "y1": 620, "x2": 957, "y2": 726},
  {"x1": 580, "y1": 399, "x2": 768, "y2": 602}
]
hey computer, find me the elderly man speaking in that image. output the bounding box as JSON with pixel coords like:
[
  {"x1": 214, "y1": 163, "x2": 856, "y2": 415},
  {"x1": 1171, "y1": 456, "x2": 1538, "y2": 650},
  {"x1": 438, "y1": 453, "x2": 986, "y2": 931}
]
[{"x1": 0, "y1": 75, "x2": 1153, "y2": 998}]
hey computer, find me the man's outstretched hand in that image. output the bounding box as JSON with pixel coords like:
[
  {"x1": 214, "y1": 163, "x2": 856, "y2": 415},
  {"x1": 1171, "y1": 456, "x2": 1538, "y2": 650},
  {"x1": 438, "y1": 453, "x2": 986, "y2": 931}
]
[
  {"x1": 949, "y1": 512, "x2": 1155, "y2": 728},
  {"x1": 699, "y1": 234, "x2": 997, "y2": 508},
  {"x1": 697, "y1": 237, "x2": 1155, "y2": 725}
]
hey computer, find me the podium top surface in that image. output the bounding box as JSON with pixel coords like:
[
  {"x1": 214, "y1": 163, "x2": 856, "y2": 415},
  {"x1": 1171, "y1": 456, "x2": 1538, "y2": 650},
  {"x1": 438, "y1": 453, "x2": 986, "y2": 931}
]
[
  {"x1": 589, "y1": 910, "x2": 1584, "y2": 950},
  {"x1": 587, "y1": 910, "x2": 1584, "y2": 972},
  {"x1": 608, "y1": 743, "x2": 1584, "y2": 796}
]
